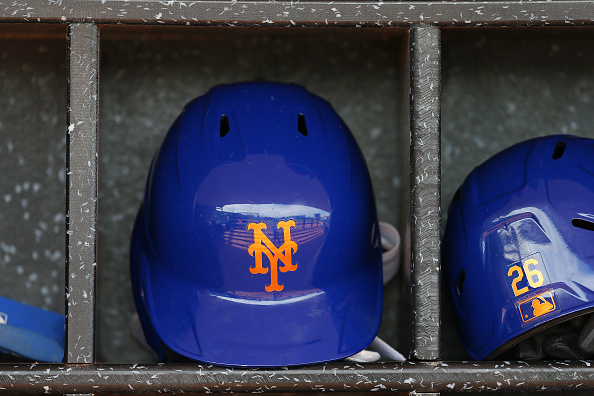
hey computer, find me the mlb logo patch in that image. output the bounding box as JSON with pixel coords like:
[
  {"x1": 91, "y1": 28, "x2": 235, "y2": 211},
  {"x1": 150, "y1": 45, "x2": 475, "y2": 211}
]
[
  {"x1": 0, "y1": 312, "x2": 7, "y2": 325},
  {"x1": 519, "y1": 291, "x2": 556, "y2": 323}
]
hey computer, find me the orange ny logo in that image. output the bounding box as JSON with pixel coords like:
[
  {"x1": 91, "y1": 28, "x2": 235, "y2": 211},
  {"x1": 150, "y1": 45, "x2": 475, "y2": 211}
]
[{"x1": 248, "y1": 220, "x2": 298, "y2": 292}]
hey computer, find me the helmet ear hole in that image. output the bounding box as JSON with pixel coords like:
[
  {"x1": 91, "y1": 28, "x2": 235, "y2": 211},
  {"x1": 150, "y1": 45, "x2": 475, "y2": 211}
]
[
  {"x1": 552, "y1": 141, "x2": 566, "y2": 160},
  {"x1": 572, "y1": 218, "x2": 594, "y2": 232},
  {"x1": 220, "y1": 115, "x2": 230, "y2": 137},
  {"x1": 456, "y1": 270, "x2": 466, "y2": 296}
]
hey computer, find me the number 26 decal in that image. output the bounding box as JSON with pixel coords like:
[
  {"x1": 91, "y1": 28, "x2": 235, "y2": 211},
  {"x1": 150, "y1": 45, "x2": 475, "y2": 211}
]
[{"x1": 507, "y1": 258, "x2": 545, "y2": 297}]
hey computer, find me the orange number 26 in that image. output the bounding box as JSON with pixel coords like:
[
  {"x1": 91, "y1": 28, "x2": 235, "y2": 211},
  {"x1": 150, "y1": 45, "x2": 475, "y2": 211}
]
[{"x1": 507, "y1": 258, "x2": 544, "y2": 297}]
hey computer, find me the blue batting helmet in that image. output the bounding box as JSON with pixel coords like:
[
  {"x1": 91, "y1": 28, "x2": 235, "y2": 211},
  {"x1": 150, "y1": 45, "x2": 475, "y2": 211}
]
[
  {"x1": 444, "y1": 135, "x2": 594, "y2": 360},
  {"x1": 130, "y1": 82, "x2": 382, "y2": 367}
]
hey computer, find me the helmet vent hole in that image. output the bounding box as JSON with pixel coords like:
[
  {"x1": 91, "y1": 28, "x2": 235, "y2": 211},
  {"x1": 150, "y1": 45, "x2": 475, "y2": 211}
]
[
  {"x1": 572, "y1": 218, "x2": 594, "y2": 232},
  {"x1": 298, "y1": 113, "x2": 308, "y2": 136},
  {"x1": 552, "y1": 141, "x2": 566, "y2": 160},
  {"x1": 456, "y1": 270, "x2": 465, "y2": 295},
  {"x1": 220, "y1": 115, "x2": 230, "y2": 137}
]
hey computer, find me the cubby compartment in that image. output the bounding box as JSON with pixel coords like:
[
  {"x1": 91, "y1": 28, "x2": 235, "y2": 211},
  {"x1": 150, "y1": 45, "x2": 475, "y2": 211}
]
[
  {"x1": 0, "y1": 26, "x2": 67, "y2": 360},
  {"x1": 441, "y1": 27, "x2": 594, "y2": 361},
  {"x1": 97, "y1": 25, "x2": 410, "y2": 363}
]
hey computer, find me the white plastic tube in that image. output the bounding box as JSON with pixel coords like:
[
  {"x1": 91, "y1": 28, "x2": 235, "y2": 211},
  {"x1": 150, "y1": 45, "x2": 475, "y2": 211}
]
[{"x1": 380, "y1": 221, "x2": 401, "y2": 285}]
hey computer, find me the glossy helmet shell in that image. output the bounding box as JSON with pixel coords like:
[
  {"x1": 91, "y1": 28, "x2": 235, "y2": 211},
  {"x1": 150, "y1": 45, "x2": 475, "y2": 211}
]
[
  {"x1": 444, "y1": 135, "x2": 594, "y2": 360},
  {"x1": 130, "y1": 82, "x2": 382, "y2": 367}
]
